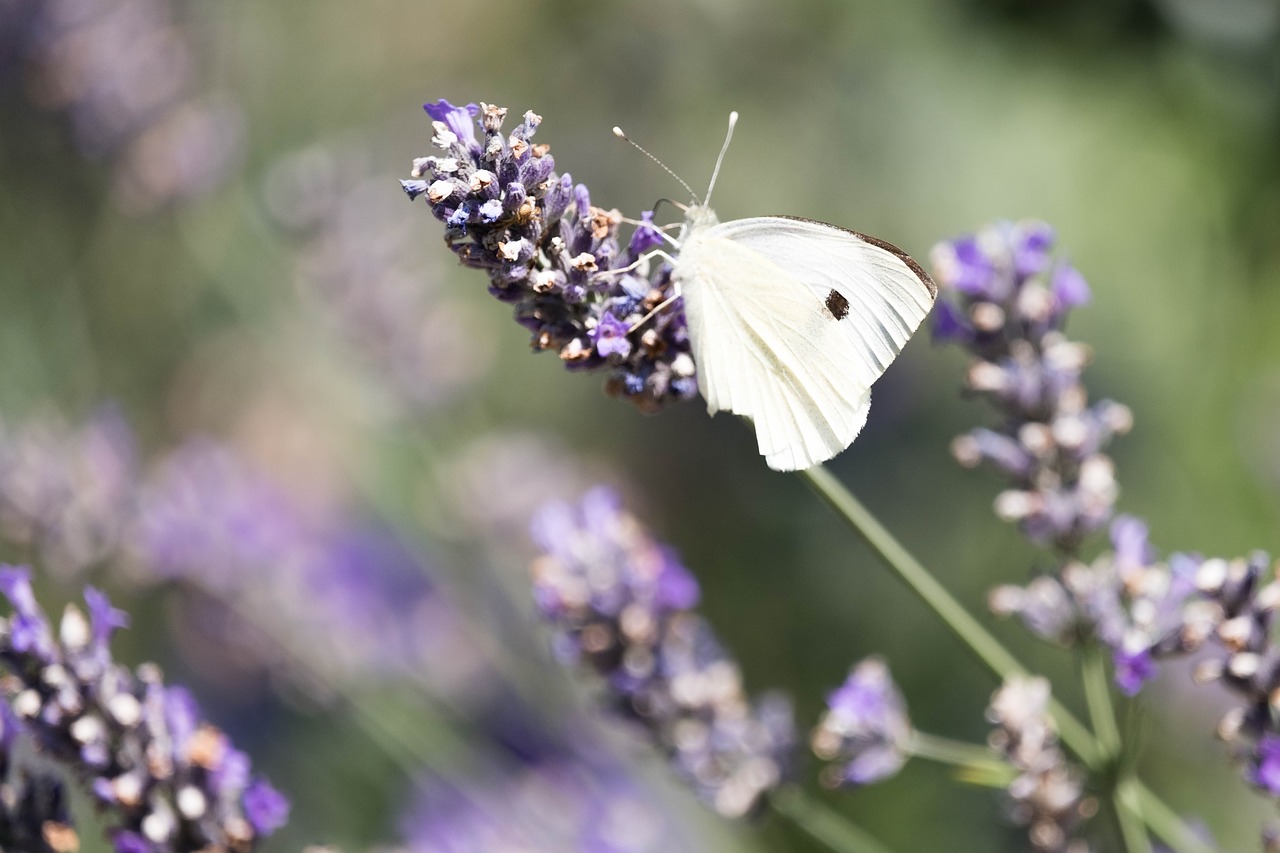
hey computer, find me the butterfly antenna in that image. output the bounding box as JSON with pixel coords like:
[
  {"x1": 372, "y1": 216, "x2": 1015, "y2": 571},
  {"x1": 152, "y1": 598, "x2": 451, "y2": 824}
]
[
  {"x1": 612, "y1": 126, "x2": 700, "y2": 205},
  {"x1": 703, "y1": 111, "x2": 738, "y2": 208}
]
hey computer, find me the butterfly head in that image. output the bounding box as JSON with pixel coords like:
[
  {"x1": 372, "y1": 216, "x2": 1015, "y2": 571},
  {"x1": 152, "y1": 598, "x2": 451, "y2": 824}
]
[{"x1": 681, "y1": 203, "x2": 720, "y2": 237}]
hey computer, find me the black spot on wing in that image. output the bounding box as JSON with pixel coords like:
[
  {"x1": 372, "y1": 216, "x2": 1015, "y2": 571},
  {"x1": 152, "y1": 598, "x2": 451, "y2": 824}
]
[
  {"x1": 825, "y1": 289, "x2": 850, "y2": 320},
  {"x1": 776, "y1": 215, "x2": 939, "y2": 300}
]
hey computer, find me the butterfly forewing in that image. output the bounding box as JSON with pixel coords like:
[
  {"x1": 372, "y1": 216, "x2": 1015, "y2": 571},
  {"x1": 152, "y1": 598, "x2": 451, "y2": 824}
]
[{"x1": 705, "y1": 216, "x2": 937, "y2": 390}]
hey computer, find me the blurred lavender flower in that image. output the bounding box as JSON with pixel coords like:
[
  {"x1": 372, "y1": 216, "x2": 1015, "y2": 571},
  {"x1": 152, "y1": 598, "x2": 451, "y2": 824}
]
[
  {"x1": 398, "y1": 761, "x2": 699, "y2": 852},
  {"x1": 989, "y1": 515, "x2": 1207, "y2": 695},
  {"x1": 264, "y1": 144, "x2": 492, "y2": 411},
  {"x1": 4, "y1": 0, "x2": 244, "y2": 213},
  {"x1": 0, "y1": 567, "x2": 287, "y2": 849},
  {"x1": 530, "y1": 488, "x2": 793, "y2": 818},
  {"x1": 1186, "y1": 552, "x2": 1280, "y2": 803},
  {"x1": 987, "y1": 676, "x2": 1095, "y2": 853},
  {"x1": 403, "y1": 100, "x2": 697, "y2": 412},
  {"x1": 934, "y1": 220, "x2": 1130, "y2": 554},
  {"x1": 129, "y1": 439, "x2": 475, "y2": 694},
  {"x1": 0, "y1": 407, "x2": 137, "y2": 579},
  {"x1": 810, "y1": 657, "x2": 911, "y2": 788}
]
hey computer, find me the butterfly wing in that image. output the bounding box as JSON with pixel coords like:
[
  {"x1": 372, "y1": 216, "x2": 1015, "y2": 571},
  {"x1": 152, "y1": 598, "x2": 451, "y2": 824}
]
[
  {"x1": 677, "y1": 216, "x2": 935, "y2": 472},
  {"x1": 708, "y1": 216, "x2": 937, "y2": 389}
]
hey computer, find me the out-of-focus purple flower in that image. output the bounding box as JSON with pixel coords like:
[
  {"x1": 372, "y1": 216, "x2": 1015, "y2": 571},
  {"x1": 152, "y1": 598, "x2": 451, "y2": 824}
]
[
  {"x1": 810, "y1": 658, "x2": 911, "y2": 788},
  {"x1": 934, "y1": 220, "x2": 1128, "y2": 552},
  {"x1": 403, "y1": 100, "x2": 697, "y2": 412},
  {"x1": 243, "y1": 780, "x2": 290, "y2": 834},
  {"x1": 400, "y1": 762, "x2": 698, "y2": 852},
  {"x1": 0, "y1": 569, "x2": 287, "y2": 848},
  {"x1": 1254, "y1": 737, "x2": 1280, "y2": 796},
  {"x1": 987, "y1": 677, "x2": 1094, "y2": 852},
  {"x1": 130, "y1": 438, "x2": 468, "y2": 692},
  {"x1": 991, "y1": 517, "x2": 1206, "y2": 693},
  {"x1": 0, "y1": 407, "x2": 137, "y2": 579},
  {"x1": 1051, "y1": 264, "x2": 1091, "y2": 309},
  {"x1": 530, "y1": 488, "x2": 793, "y2": 818},
  {"x1": 930, "y1": 297, "x2": 973, "y2": 344},
  {"x1": 264, "y1": 144, "x2": 492, "y2": 411},
  {"x1": 1112, "y1": 647, "x2": 1157, "y2": 697},
  {"x1": 12, "y1": 0, "x2": 244, "y2": 213}
]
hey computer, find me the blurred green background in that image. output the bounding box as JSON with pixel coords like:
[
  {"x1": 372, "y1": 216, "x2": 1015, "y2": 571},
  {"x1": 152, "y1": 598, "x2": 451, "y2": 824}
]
[{"x1": 2, "y1": 0, "x2": 1279, "y2": 849}]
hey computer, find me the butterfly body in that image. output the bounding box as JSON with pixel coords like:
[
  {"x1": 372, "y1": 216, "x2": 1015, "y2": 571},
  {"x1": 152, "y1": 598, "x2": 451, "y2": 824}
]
[{"x1": 673, "y1": 207, "x2": 936, "y2": 472}]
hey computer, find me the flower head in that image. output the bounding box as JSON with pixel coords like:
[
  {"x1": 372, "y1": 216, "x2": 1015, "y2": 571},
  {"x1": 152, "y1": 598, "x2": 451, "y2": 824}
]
[
  {"x1": 403, "y1": 100, "x2": 697, "y2": 412},
  {"x1": 0, "y1": 573, "x2": 288, "y2": 848},
  {"x1": 530, "y1": 489, "x2": 792, "y2": 818},
  {"x1": 810, "y1": 658, "x2": 912, "y2": 788}
]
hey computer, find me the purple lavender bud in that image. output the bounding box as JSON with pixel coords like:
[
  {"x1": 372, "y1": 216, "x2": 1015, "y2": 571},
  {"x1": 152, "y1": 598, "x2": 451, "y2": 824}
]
[
  {"x1": 423, "y1": 99, "x2": 480, "y2": 151},
  {"x1": 1113, "y1": 647, "x2": 1157, "y2": 696},
  {"x1": 112, "y1": 831, "x2": 151, "y2": 853},
  {"x1": 1110, "y1": 515, "x2": 1152, "y2": 572},
  {"x1": 1255, "y1": 737, "x2": 1280, "y2": 795},
  {"x1": 811, "y1": 658, "x2": 911, "y2": 788},
  {"x1": 930, "y1": 297, "x2": 973, "y2": 344},
  {"x1": 83, "y1": 586, "x2": 129, "y2": 649},
  {"x1": 400, "y1": 179, "x2": 430, "y2": 200},
  {"x1": 573, "y1": 183, "x2": 591, "y2": 219},
  {"x1": 628, "y1": 210, "x2": 664, "y2": 256},
  {"x1": 1013, "y1": 221, "x2": 1055, "y2": 277},
  {"x1": 934, "y1": 236, "x2": 998, "y2": 297},
  {"x1": 0, "y1": 566, "x2": 53, "y2": 659},
  {"x1": 1051, "y1": 263, "x2": 1091, "y2": 309},
  {"x1": 593, "y1": 311, "x2": 633, "y2": 359},
  {"x1": 655, "y1": 549, "x2": 700, "y2": 610},
  {"x1": 243, "y1": 779, "x2": 290, "y2": 834}
]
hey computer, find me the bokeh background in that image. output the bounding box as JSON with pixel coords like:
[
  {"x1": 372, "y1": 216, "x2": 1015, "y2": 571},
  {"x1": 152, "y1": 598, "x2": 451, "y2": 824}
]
[{"x1": 1, "y1": 0, "x2": 1279, "y2": 849}]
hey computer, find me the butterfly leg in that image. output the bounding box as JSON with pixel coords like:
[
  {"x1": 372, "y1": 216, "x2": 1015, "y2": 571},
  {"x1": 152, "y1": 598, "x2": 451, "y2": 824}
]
[
  {"x1": 591, "y1": 249, "x2": 679, "y2": 282},
  {"x1": 626, "y1": 275, "x2": 683, "y2": 333}
]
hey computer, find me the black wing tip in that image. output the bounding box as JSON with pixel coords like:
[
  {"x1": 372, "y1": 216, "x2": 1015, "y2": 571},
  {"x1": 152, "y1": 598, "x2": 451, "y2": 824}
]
[{"x1": 775, "y1": 215, "x2": 939, "y2": 301}]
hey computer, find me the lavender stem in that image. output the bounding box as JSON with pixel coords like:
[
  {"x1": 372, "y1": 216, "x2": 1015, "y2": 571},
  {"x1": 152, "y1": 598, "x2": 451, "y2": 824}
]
[
  {"x1": 770, "y1": 787, "x2": 896, "y2": 853},
  {"x1": 1081, "y1": 644, "x2": 1152, "y2": 853}
]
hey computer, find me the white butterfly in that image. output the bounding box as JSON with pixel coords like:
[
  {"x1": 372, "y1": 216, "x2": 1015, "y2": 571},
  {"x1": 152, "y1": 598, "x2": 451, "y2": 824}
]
[{"x1": 618, "y1": 114, "x2": 937, "y2": 472}]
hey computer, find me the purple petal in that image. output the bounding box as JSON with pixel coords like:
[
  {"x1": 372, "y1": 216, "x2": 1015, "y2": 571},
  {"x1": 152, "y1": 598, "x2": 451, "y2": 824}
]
[{"x1": 243, "y1": 779, "x2": 290, "y2": 835}]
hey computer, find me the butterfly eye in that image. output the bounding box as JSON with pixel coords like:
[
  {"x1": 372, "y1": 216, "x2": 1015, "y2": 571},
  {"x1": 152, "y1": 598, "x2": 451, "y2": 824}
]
[{"x1": 824, "y1": 290, "x2": 850, "y2": 321}]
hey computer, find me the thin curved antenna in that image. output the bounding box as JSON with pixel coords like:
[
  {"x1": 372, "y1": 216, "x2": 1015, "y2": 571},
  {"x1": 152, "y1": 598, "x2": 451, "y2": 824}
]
[
  {"x1": 703, "y1": 111, "x2": 738, "y2": 209},
  {"x1": 612, "y1": 126, "x2": 700, "y2": 205}
]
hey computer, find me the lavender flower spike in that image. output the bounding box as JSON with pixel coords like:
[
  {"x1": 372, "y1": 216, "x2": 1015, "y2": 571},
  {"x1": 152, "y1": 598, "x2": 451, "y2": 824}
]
[
  {"x1": 810, "y1": 657, "x2": 911, "y2": 788},
  {"x1": 933, "y1": 220, "x2": 1128, "y2": 554},
  {"x1": 530, "y1": 488, "x2": 793, "y2": 818},
  {"x1": 403, "y1": 100, "x2": 698, "y2": 412},
  {"x1": 987, "y1": 676, "x2": 1095, "y2": 853},
  {"x1": 0, "y1": 567, "x2": 288, "y2": 850}
]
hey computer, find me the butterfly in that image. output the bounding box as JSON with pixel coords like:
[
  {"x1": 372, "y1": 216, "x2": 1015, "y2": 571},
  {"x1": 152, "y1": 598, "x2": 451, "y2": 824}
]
[{"x1": 618, "y1": 114, "x2": 937, "y2": 472}]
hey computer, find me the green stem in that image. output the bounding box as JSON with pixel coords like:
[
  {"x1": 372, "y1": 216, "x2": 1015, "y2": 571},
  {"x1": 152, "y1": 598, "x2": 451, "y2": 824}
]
[
  {"x1": 1080, "y1": 644, "x2": 1151, "y2": 853},
  {"x1": 798, "y1": 465, "x2": 1098, "y2": 769},
  {"x1": 770, "y1": 788, "x2": 896, "y2": 853},
  {"x1": 907, "y1": 731, "x2": 1001, "y2": 769},
  {"x1": 1132, "y1": 780, "x2": 1218, "y2": 853},
  {"x1": 1081, "y1": 643, "x2": 1122, "y2": 761}
]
